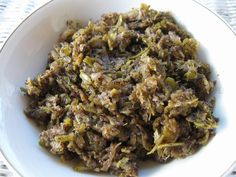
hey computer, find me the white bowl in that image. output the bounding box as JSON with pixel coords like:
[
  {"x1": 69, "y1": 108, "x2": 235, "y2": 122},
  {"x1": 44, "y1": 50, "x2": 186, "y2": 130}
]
[{"x1": 1, "y1": 0, "x2": 236, "y2": 177}]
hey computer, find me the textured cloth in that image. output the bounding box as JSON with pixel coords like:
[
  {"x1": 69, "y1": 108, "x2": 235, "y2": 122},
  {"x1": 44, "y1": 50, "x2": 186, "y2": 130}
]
[{"x1": 0, "y1": 0, "x2": 235, "y2": 176}]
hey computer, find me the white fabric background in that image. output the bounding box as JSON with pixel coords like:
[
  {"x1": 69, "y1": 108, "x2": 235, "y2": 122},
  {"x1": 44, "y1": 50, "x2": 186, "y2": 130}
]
[{"x1": 0, "y1": 0, "x2": 235, "y2": 176}]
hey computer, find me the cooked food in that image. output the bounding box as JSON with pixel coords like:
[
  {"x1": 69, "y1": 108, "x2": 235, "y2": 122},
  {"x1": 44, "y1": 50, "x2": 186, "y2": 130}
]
[{"x1": 21, "y1": 4, "x2": 218, "y2": 177}]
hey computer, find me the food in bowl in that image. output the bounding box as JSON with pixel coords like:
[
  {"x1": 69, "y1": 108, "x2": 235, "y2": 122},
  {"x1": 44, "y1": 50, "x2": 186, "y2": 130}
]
[{"x1": 21, "y1": 4, "x2": 218, "y2": 177}]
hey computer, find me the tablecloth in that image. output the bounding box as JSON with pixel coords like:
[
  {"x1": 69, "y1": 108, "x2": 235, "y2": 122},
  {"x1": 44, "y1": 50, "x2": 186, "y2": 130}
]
[{"x1": 0, "y1": 0, "x2": 236, "y2": 176}]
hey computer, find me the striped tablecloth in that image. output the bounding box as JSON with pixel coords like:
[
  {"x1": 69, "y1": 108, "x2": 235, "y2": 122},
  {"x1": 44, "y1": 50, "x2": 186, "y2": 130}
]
[{"x1": 0, "y1": 0, "x2": 236, "y2": 176}]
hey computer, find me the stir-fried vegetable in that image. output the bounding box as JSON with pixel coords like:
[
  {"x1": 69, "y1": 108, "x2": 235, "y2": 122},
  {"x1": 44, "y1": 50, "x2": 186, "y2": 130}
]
[{"x1": 22, "y1": 4, "x2": 218, "y2": 177}]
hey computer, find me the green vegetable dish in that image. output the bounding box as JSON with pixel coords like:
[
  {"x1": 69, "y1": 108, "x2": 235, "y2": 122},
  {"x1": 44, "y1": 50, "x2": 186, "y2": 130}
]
[{"x1": 22, "y1": 4, "x2": 218, "y2": 177}]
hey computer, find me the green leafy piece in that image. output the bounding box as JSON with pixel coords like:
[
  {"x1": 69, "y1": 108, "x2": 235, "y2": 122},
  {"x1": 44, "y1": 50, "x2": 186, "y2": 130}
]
[
  {"x1": 83, "y1": 56, "x2": 97, "y2": 66},
  {"x1": 63, "y1": 117, "x2": 72, "y2": 127},
  {"x1": 55, "y1": 134, "x2": 75, "y2": 142},
  {"x1": 60, "y1": 43, "x2": 72, "y2": 56},
  {"x1": 128, "y1": 47, "x2": 150, "y2": 60},
  {"x1": 79, "y1": 71, "x2": 92, "y2": 84},
  {"x1": 39, "y1": 139, "x2": 46, "y2": 147},
  {"x1": 184, "y1": 70, "x2": 198, "y2": 81},
  {"x1": 116, "y1": 15, "x2": 123, "y2": 27},
  {"x1": 165, "y1": 77, "x2": 177, "y2": 89},
  {"x1": 182, "y1": 38, "x2": 199, "y2": 58},
  {"x1": 147, "y1": 130, "x2": 162, "y2": 155},
  {"x1": 106, "y1": 32, "x2": 117, "y2": 50},
  {"x1": 20, "y1": 87, "x2": 27, "y2": 93},
  {"x1": 191, "y1": 116, "x2": 217, "y2": 130},
  {"x1": 116, "y1": 157, "x2": 129, "y2": 169},
  {"x1": 157, "y1": 142, "x2": 184, "y2": 149}
]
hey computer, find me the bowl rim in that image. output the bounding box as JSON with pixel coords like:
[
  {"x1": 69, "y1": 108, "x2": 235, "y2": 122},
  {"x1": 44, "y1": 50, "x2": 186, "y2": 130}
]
[{"x1": 0, "y1": 0, "x2": 235, "y2": 176}]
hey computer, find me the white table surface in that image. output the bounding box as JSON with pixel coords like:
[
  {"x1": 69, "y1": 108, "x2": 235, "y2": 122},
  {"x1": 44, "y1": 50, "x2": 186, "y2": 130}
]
[{"x1": 0, "y1": 0, "x2": 236, "y2": 176}]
